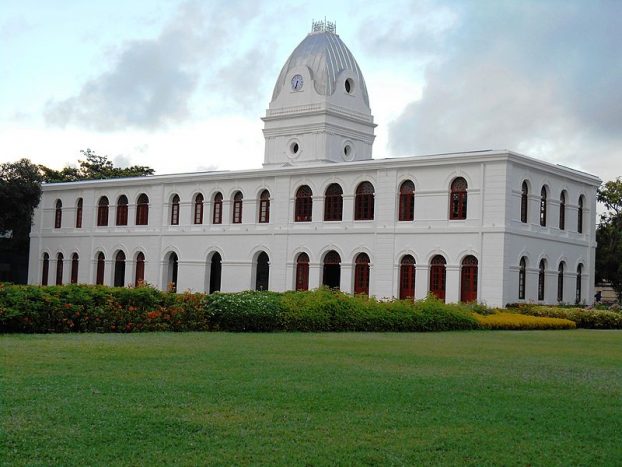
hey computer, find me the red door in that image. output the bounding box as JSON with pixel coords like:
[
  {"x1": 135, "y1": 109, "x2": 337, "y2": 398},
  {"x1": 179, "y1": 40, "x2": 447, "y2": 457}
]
[
  {"x1": 429, "y1": 256, "x2": 446, "y2": 301},
  {"x1": 354, "y1": 253, "x2": 370, "y2": 296},
  {"x1": 295, "y1": 253, "x2": 309, "y2": 291},
  {"x1": 460, "y1": 256, "x2": 478, "y2": 302},
  {"x1": 399, "y1": 256, "x2": 415, "y2": 299}
]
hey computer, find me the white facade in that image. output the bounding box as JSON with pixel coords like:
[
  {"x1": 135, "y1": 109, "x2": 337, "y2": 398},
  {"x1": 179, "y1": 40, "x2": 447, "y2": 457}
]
[{"x1": 28, "y1": 24, "x2": 600, "y2": 307}]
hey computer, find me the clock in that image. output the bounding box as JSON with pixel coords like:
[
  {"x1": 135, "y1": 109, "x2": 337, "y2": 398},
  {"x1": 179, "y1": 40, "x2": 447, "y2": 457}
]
[{"x1": 291, "y1": 74, "x2": 304, "y2": 91}]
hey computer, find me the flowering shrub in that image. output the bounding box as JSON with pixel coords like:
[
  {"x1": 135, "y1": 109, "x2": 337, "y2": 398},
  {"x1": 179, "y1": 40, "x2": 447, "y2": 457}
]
[
  {"x1": 474, "y1": 312, "x2": 575, "y2": 330},
  {"x1": 508, "y1": 304, "x2": 622, "y2": 329}
]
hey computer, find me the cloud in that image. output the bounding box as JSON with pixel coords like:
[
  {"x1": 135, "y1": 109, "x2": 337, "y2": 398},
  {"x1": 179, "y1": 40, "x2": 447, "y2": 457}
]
[
  {"x1": 44, "y1": 0, "x2": 266, "y2": 131},
  {"x1": 386, "y1": 1, "x2": 622, "y2": 177}
]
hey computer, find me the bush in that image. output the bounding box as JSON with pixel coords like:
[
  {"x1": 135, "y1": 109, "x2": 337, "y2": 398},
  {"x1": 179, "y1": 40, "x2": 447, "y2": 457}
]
[
  {"x1": 508, "y1": 304, "x2": 622, "y2": 329},
  {"x1": 474, "y1": 312, "x2": 576, "y2": 330}
]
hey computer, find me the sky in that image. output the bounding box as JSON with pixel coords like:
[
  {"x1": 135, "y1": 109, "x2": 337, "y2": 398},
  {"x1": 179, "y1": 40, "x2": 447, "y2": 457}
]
[{"x1": 1, "y1": 0, "x2": 620, "y2": 182}]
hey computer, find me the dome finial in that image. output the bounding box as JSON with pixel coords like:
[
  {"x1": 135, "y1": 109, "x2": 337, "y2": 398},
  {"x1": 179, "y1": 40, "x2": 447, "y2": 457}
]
[{"x1": 311, "y1": 17, "x2": 336, "y2": 34}]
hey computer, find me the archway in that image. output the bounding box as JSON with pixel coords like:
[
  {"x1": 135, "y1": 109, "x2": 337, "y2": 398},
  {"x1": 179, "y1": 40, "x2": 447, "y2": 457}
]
[
  {"x1": 295, "y1": 253, "x2": 309, "y2": 291},
  {"x1": 209, "y1": 252, "x2": 222, "y2": 293},
  {"x1": 460, "y1": 255, "x2": 478, "y2": 302},
  {"x1": 255, "y1": 252, "x2": 269, "y2": 291},
  {"x1": 399, "y1": 255, "x2": 416, "y2": 299},
  {"x1": 114, "y1": 251, "x2": 126, "y2": 287},
  {"x1": 429, "y1": 255, "x2": 447, "y2": 301},
  {"x1": 353, "y1": 253, "x2": 370, "y2": 296},
  {"x1": 322, "y1": 251, "x2": 341, "y2": 289},
  {"x1": 166, "y1": 252, "x2": 179, "y2": 292}
]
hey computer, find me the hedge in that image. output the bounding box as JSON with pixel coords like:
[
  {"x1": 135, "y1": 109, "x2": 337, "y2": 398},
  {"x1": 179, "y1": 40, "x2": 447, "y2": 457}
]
[
  {"x1": 508, "y1": 304, "x2": 622, "y2": 329},
  {"x1": 474, "y1": 312, "x2": 576, "y2": 330}
]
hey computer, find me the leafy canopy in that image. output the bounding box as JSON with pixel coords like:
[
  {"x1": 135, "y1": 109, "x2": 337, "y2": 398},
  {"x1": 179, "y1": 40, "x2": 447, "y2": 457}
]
[{"x1": 595, "y1": 177, "x2": 622, "y2": 301}]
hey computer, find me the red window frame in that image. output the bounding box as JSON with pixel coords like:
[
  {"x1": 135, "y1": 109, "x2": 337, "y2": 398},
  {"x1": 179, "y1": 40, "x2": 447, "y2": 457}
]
[
  {"x1": 75, "y1": 198, "x2": 83, "y2": 228},
  {"x1": 295, "y1": 253, "x2": 309, "y2": 291},
  {"x1": 70, "y1": 253, "x2": 79, "y2": 284},
  {"x1": 460, "y1": 256, "x2": 478, "y2": 303},
  {"x1": 96, "y1": 253, "x2": 105, "y2": 285},
  {"x1": 354, "y1": 182, "x2": 374, "y2": 221},
  {"x1": 398, "y1": 181, "x2": 415, "y2": 221},
  {"x1": 212, "y1": 193, "x2": 223, "y2": 224},
  {"x1": 116, "y1": 195, "x2": 128, "y2": 226},
  {"x1": 136, "y1": 194, "x2": 149, "y2": 225},
  {"x1": 41, "y1": 253, "x2": 49, "y2": 286},
  {"x1": 295, "y1": 185, "x2": 313, "y2": 222},
  {"x1": 194, "y1": 193, "x2": 204, "y2": 224},
  {"x1": 449, "y1": 178, "x2": 467, "y2": 220},
  {"x1": 135, "y1": 252, "x2": 145, "y2": 287},
  {"x1": 54, "y1": 200, "x2": 62, "y2": 229},
  {"x1": 324, "y1": 183, "x2": 343, "y2": 221},
  {"x1": 259, "y1": 190, "x2": 270, "y2": 223},
  {"x1": 429, "y1": 255, "x2": 446, "y2": 301},
  {"x1": 170, "y1": 195, "x2": 180, "y2": 225},
  {"x1": 232, "y1": 192, "x2": 243, "y2": 224},
  {"x1": 399, "y1": 255, "x2": 415, "y2": 300},
  {"x1": 97, "y1": 197, "x2": 109, "y2": 226},
  {"x1": 55, "y1": 253, "x2": 64, "y2": 285},
  {"x1": 353, "y1": 253, "x2": 370, "y2": 296}
]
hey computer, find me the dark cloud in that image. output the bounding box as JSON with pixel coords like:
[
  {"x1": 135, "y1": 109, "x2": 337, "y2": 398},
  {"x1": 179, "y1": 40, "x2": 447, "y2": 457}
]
[
  {"x1": 44, "y1": 0, "x2": 266, "y2": 131},
  {"x1": 386, "y1": 0, "x2": 622, "y2": 176}
]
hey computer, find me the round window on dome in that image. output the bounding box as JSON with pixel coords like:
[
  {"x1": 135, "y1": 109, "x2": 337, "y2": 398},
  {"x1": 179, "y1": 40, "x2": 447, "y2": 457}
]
[
  {"x1": 343, "y1": 143, "x2": 354, "y2": 161},
  {"x1": 345, "y1": 78, "x2": 354, "y2": 94},
  {"x1": 290, "y1": 142, "x2": 300, "y2": 155}
]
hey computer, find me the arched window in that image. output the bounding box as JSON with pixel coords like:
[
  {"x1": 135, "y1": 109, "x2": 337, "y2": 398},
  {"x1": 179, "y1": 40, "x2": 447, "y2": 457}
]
[
  {"x1": 96, "y1": 252, "x2": 105, "y2": 285},
  {"x1": 75, "y1": 198, "x2": 83, "y2": 228},
  {"x1": 255, "y1": 252, "x2": 269, "y2": 290},
  {"x1": 449, "y1": 177, "x2": 467, "y2": 220},
  {"x1": 354, "y1": 181, "x2": 375, "y2": 220},
  {"x1": 166, "y1": 252, "x2": 178, "y2": 292},
  {"x1": 258, "y1": 190, "x2": 270, "y2": 223},
  {"x1": 354, "y1": 253, "x2": 370, "y2": 296},
  {"x1": 399, "y1": 255, "x2": 416, "y2": 300},
  {"x1": 429, "y1": 255, "x2": 447, "y2": 301},
  {"x1": 324, "y1": 183, "x2": 343, "y2": 221},
  {"x1": 114, "y1": 251, "x2": 126, "y2": 287},
  {"x1": 97, "y1": 197, "x2": 109, "y2": 227},
  {"x1": 460, "y1": 255, "x2": 478, "y2": 303},
  {"x1": 136, "y1": 194, "x2": 149, "y2": 225},
  {"x1": 295, "y1": 253, "x2": 309, "y2": 291},
  {"x1": 577, "y1": 196, "x2": 584, "y2": 233},
  {"x1": 212, "y1": 192, "x2": 223, "y2": 224},
  {"x1": 208, "y1": 252, "x2": 222, "y2": 293},
  {"x1": 116, "y1": 195, "x2": 128, "y2": 226},
  {"x1": 71, "y1": 253, "x2": 79, "y2": 284},
  {"x1": 55, "y1": 252, "x2": 64, "y2": 285},
  {"x1": 557, "y1": 262, "x2": 565, "y2": 302},
  {"x1": 41, "y1": 253, "x2": 49, "y2": 285},
  {"x1": 518, "y1": 257, "x2": 527, "y2": 300},
  {"x1": 170, "y1": 195, "x2": 180, "y2": 225},
  {"x1": 539, "y1": 186, "x2": 547, "y2": 226},
  {"x1": 295, "y1": 185, "x2": 313, "y2": 222},
  {"x1": 398, "y1": 180, "x2": 415, "y2": 221},
  {"x1": 54, "y1": 200, "x2": 62, "y2": 228},
  {"x1": 194, "y1": 193, "x2": 204, "y2": 224},
  {"x1": 322, "y1": 251, "x2": 341, "y2": 289},
  {"x1": 135, "y1": 252, "x2": 145, "y2": 287},
  {"x1": 575, "y1": 264, "x2": 583, "y2": 304},
  {"x1": 538, "y1": 259, "x2": 546, "y2": 301},
  {"x1": 232, "y1": 191, "x2": 243, "y2": 224},
  {"x1": 559, "y1": 191, "x2": 566, "y2": 230},
  {"x1": 520, "y1": 181, "x2": 528, "y2": 223}
]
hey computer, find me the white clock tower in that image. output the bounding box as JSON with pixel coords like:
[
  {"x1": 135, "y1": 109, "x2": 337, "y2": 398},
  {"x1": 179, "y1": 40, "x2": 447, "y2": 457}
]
[{"x1": 262, "y1": 20, "x2": 376, "y2": 167}]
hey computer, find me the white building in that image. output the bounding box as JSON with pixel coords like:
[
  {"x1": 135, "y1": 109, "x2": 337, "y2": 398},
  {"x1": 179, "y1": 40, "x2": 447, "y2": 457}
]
[{"x1": 28, "y1": 22, "x2": 600, "y2": 307}]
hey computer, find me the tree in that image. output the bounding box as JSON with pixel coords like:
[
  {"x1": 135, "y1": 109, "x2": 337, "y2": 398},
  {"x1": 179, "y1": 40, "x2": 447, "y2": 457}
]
[
  {"x1": 596, "y1": 177, "x2": 622, "y2": 302},
  {"x1": 40, "y1": 149, "x2": 154, "y2": 183}
]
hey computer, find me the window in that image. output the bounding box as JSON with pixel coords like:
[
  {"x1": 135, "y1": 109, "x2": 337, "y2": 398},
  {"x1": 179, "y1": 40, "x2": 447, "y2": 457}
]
[
  {"x1": 354, "y1": 253, "x2": 370, "y2": 296},
  {"x1": 170, "y1": 195, "x2": 180, "y2": 225},
  {"x1": 54, "y1": 200, "x2": 62, "y2": 228},
  {"x1": 520, "y1": 181, "x2": 528, "y2": 223},
  {"x1": 212, "y1": 192, "x2": 223, "y2": 224},
  {"x1": 539, "y1": 186, "x2": 547, "y2": 226},
  {"x1": 194, "y1": 193, "x2": 204, "y2": 224},
  {"x1": 295, "y1": 185, "x2": 313, "y2": 222},
  {"x1": 354, "y1": 181, "x2": 375, "y2": 220},
  {"x1": 166, "y1": 252, "x2": 178, "y2": 292},
  {"x1": 557, "y1": 262, "x2": 565, "y2": 302},
  {"x1": 97, "y1": 197, "x2": 109, "y2": 226},
  {"x1": 116, "y1": 195, "x2": 128, "y2": 226},
  {"x1": 518, "y1": 257, "x2": 527, "y2": 300},
  {"x1": 135, "y1": 252, "x2": 145, "y2": 287},
  {"x1": 399, "y1": 255, "x2": 416, "y2": 300},
  {"x1": 577, "y1": 196, "x2": 584, "y2": 233},
  {"x1": 460, "y1": 256, "x2": 478, "y2": 303},
  {"x1": 96, "y1": 253, "x2": 105, "y2": 285},
  {"x1": 576, "y1": 264, "x2": 583, "y2": 304},
  {"x1": 232, "y1": 192, "x2": 243, "y2": 224},
  {"x1": 324, "y1": 183, "x2": 343, "y2": 221},
  {"x1": 136, "y1": 194, "x2": 149, "y2": 225},
  {"x1": 559, "y1": 191, "x2": 566, "y2": 230},
  {"x1": 255, "y1": 252, "x2": 269, "y2": 290},
  {"x1": 295, "y1": 253, "x2": 309, "y2": 291},
  {"x1": 55, "y1": 252, "x2": 64, "y2": 285},
  {"x1": 114, "y1": 251, "x2": 126, "y2": 287},
  {"x1": 398, "y1": 180, "x2": 415, "y2": 221},
  {"x1": 71, "y1": 253, "x2": 79, "y2": 284},
  {"x1": 429, "y1": 255, "x2": 447, "y2": 301},
  {"x1": 322, "y1": 251, "x2": 341, "y2": 289},
  {"x1": 258, "y1": 190, "x2": 270, "y2": 223},
  {"x1": 449, "y1": 177, "x2": 467, "y2": 220},
  {"x1": 75, "y1": 198, "x2": 83, "y2": 228},
  {"x1": 41, "y1": 253, "x2": 49, "y2": 285},
  {"x1": 538, "y1": 259, "x2": 546, "y2": 301}
]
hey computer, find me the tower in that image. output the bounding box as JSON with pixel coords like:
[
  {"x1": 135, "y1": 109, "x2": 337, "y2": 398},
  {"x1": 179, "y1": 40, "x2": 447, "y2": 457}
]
[{"x1": 262, "y1": 20, "x2": 376, "y2": 167}]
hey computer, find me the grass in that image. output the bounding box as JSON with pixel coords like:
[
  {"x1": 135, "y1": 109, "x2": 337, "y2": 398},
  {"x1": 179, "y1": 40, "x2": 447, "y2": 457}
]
[{"x1": 2, "y1": 331, "x2": 621, "y2": 465}]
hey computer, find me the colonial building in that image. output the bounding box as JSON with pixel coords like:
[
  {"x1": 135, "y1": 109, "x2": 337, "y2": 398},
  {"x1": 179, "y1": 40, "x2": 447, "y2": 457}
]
[{"x1": 28, "y1": 21, "x2": 600, "y2": 307}]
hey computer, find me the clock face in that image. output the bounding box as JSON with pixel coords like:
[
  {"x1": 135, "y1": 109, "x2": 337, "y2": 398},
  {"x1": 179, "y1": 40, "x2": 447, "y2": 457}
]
[{"x1": 291, "y1": 74, "x2": 304, "y2": 91}]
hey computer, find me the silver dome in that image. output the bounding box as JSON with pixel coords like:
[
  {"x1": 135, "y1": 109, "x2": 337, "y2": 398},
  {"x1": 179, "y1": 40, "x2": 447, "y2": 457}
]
[{"x1": 272, "y1": 31, "x2": 370, "y2": 106}]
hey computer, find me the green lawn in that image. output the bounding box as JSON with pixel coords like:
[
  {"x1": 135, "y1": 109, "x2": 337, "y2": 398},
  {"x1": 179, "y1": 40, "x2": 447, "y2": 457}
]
[{"x1": 2, "y1": 331, "x2": 621, "y2": 465}]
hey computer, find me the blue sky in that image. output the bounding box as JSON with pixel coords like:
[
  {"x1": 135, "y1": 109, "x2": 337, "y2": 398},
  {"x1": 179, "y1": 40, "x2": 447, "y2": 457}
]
[{"x1": 1, "y1": 0, "x2": 620, "y2": 181}]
